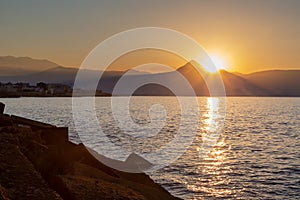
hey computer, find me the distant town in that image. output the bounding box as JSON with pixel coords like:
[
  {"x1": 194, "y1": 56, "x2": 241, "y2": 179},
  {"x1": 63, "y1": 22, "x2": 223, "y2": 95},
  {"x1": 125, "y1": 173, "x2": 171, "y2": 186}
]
[{"x1": 0, "y1": 82, "x2": 110, "y2": 97}]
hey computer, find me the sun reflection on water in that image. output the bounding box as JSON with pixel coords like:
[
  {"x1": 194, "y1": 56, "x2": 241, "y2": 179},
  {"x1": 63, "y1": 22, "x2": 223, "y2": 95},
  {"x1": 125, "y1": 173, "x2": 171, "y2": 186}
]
[
  {"x1": 187, "y1": 139, "x2": 235, "y2": 198},
  {"x1": 186, "y1": 97, "x2": 236, "y2": 199},
  {"x1": 199, "y1": 97, "x2": 225, "y2": 158}
]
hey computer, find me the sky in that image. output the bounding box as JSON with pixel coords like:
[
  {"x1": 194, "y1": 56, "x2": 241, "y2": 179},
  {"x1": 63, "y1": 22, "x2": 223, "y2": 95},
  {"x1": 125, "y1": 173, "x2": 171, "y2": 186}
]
[{"x1": 0, "y1": 0, "x2": 300, "y2": 73}]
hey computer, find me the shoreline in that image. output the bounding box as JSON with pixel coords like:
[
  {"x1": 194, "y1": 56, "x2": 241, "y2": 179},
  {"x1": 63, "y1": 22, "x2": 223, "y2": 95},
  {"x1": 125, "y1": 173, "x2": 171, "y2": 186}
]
[{"x1": 0, "y1": 102, "x2": 180, "y2": 200}]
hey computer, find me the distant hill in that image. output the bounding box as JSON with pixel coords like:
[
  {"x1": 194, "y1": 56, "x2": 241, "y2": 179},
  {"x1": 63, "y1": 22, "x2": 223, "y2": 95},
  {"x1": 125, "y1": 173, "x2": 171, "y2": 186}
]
[
  {"x1": 0, "y1": 62, "x2": 149, "y2": 87},
  {"x1": 0, "y1": 56, "x2": 299, "y2": 96},
  {"x1": 0, "y1": 56, "x2": 60, "y2": 76},
  {"x1": 0, "y1": 66, "x2": 77, "y2": 84},
  {"x1": 238, "y1": 70, "x2": 300, "y2": 96},
  {"x1": 219, "y1": 70, "x2": 270, "y2": 96}
]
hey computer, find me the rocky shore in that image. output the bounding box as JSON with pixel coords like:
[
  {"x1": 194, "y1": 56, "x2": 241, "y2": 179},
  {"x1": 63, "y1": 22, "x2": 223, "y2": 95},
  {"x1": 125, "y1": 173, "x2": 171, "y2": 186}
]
[{"x1": 0, "y1": 102, "x2": 179, "y2": 200}]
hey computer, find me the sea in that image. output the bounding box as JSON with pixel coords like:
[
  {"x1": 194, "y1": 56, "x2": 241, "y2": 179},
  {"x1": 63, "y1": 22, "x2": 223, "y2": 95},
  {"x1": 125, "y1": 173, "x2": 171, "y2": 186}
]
[{"x1": 1, "y1": 97, "x2": 299, "y2": 200}]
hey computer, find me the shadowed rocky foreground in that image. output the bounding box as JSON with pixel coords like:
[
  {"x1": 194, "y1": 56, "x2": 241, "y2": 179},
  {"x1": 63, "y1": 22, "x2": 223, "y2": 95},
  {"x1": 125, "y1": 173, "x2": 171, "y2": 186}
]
[{"x1": 0, "y1": 102, "x2": 179, "y2": 200}]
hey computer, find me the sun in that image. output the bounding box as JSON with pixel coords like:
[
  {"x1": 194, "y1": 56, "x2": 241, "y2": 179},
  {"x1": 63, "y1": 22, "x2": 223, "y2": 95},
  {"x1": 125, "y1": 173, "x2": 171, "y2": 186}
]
[{"x1": 208, "y1": 54, "x2": 227, "y2": 72}]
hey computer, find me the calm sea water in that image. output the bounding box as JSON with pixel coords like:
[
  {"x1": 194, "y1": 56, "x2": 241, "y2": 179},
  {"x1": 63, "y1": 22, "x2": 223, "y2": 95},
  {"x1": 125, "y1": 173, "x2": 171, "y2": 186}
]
[{"x1": 1, "y1": 97, "x2": 299, "y2": 199}]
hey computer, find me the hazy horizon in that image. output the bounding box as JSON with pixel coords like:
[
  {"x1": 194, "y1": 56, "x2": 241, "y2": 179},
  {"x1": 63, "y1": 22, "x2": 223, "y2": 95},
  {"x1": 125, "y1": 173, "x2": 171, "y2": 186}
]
[{"x1": 1, "y1": 55, "x2": 300, "y2": 75}]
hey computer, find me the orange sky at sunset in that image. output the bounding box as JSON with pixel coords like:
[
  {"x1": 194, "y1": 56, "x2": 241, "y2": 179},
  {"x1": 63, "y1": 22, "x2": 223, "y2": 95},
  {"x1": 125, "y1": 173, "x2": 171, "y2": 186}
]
[{"x1": 1, "y1": 1, "x2": 300, "y2": 73}]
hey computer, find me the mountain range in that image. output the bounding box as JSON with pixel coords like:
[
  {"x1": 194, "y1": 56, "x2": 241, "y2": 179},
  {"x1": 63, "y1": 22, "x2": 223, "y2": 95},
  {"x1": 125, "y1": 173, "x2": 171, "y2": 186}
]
[
  {"x1": 0, "y1": 56, "x2": 60, "y2": 76},
  {"x1": 0, "y1": 56, "x2": 299, "y2": 96}
]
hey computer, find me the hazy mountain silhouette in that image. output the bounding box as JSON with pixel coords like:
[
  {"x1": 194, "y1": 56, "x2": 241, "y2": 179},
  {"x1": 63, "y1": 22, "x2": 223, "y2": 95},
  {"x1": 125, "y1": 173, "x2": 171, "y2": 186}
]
[
  {"x1": 218, "y1": 70, "x2": 270, "y2": 96},
  {"x1": 0, "y1": 56, "x2": 299, "y2": 96},
  {"x1": 88, "y1": 63, "x2": 300, "y2": 96},
  {"x1": 0, "y1": 56, "x2": 60, "y2": 76},
  {"x1": 133, "y1": 63, "x2": 271, "y2": 96},
  {"x1": 238, "y1": 70, "x2": 300, "y2": 96},
  {"x1": 0, "y1": 60, "x2": 149, "y2": 87},
  {"x1": 0, "y1": 66, "x2": 77, "y2": 84}
]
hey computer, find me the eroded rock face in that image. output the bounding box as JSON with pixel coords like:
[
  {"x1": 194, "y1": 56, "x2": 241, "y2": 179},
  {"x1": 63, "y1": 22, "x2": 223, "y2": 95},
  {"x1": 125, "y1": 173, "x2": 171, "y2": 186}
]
[
  {"x1": 0, "y1": 125, "x2": 179, "y2": 200},
  {"x1": 0, "y1": 129, "x2": 62, "y2": 200}
]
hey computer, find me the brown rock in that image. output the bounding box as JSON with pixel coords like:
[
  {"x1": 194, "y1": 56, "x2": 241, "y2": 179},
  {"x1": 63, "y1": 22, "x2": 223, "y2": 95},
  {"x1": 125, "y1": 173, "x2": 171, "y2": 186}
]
[{"x1": 0, "y1": 122, "x2": 180, "y2": 200}]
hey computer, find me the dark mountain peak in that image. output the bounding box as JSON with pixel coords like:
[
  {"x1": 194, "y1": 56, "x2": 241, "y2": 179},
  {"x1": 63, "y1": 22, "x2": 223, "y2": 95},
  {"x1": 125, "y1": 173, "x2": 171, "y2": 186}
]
[
  {"x1": 218, "y1": 69, "x2": 228, "y2": 73},
  {"x1": 177, "y1": 60, "x2": 224, "y2": 76},
  {"x1": 219, "y1": 69, "x2": 237, "y2": 77},
  {"x1": 177, "y1": 60, "x2": 204, "y2": 74}
]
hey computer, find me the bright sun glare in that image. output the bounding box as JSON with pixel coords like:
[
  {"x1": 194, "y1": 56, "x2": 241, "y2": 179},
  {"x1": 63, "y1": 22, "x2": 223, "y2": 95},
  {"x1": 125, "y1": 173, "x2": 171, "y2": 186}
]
[{"x1": 208, "y1": 54, "x2": 227, "y2": 72}]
